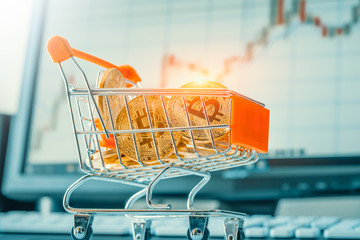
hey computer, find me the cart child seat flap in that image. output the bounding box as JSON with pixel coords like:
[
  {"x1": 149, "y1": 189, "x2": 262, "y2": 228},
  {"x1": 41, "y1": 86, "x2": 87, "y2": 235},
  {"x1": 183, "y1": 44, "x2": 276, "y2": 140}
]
[{"x1": 231, "y1": 96, "x2": 270, "y2": 154}]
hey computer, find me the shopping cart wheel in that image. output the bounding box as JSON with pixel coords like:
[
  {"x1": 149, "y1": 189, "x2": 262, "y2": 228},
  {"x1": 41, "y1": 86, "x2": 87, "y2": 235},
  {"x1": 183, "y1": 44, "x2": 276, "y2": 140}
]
[
  {"x1": 71, "y1": 214, "x2": 94, "y2": 240},
  {"x1": 187, "y1": 227, "x2": 210, "y2": 240},
  {"x1": 188, "y1": 215, "x2": 209, "y2": 240},
  {"x1": 224, "y1": 218, "x2": 244, "y2": 240},
  {"x1": 70, "y1": 226, "x2": 93, "y2": 240},
  {"x1": 132, "y1": 220, "x2": 151, "y2": 240}
]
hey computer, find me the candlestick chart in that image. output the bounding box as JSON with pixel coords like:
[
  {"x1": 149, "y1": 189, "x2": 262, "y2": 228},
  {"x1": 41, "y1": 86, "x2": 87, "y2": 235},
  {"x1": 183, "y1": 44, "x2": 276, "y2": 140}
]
[{"x1": 161, "y1": 0, "x2": 360, "y2": 87}]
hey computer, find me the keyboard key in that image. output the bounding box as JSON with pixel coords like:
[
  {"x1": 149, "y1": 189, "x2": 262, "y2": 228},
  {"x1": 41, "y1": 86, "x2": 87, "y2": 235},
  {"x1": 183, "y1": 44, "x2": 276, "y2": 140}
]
[
  {"x1": 295, "y1": 227, "x2": 320, "y2": 239},
  {"x1": 269, "y1": 225, "x2": 295, "y2": 238},
  {"x1": 152, "y1": 225, "x2": 187, "y2": 236},
  {"x1": 329, "y1": 219, "x2": 360, "y2": 230},
  {"x1": 208, "y1": 218, "x2": 226, "y2": 237},
  {"x1": 0, "y1": 214, "x2": 72, "y2": 234},
  {"x1": 324, "y1": 228, "x2": 360, "y2": 239},
  {"x1": 263, "y1": 216, "x2": 293, "y2": 228},
  {"x1": 244, "y1": 218, "x2": 263, "y2": 228},
  {"x1": 152, "y1": 219, "x2": 187, "y2": 236},
  {"x1": 244, "y1": 227, "x2": 269, "y2": 238},
  {"x1": 290, "y1": 216, "x2": 316, "y2": 227},
  {"x1": 311, "y1": 216, "x2": 340, "y2": 229},
  {"x1": 93, "y1": 215, "x2": 131, "y2": 235},
  {"x1": 244, "y1": 215, "x2": 270, "y2": 228},
  {"x1": 250, "y1": 215, "x2": 272, "y2": 220}
]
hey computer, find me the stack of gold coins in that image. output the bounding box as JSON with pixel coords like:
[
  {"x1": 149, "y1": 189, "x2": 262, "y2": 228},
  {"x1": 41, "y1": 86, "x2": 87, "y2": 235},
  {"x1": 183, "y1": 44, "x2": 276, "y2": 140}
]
[
  {"x1": 90, "y1": 149, "x2": 140, "y2": 170},
  {"x1": 92, "y1": 77, "x2": 231, "y2": 170},
  {"x1": 167, "y1": 81, "x2": 230, "y2": 144},
  {"x1": 115, "y1": 95, "x2": 181, "y2": 165}
]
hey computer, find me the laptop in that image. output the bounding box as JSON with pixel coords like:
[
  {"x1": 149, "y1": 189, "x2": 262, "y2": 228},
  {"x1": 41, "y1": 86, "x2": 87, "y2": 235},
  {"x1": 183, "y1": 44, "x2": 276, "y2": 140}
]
[{"x1": 1, "y1": 0, "x2": 360, "y2": 239}]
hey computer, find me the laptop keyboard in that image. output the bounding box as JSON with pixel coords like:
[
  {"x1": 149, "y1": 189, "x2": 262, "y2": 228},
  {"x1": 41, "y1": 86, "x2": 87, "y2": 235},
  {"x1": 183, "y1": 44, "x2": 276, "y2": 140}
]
[{"x1": 1, "y1": 211, "x2": 360, "y2": 239}]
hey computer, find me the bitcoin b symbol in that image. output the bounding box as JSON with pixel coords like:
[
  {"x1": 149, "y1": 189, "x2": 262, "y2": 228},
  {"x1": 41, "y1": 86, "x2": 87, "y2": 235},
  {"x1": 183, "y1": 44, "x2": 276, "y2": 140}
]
[
  {"x1": 116, "y1": 96, "x2": 179, "y2": 163},
  {"x1": 167, "y1": 80, "x2": 230, "y2": 143},
  {"x1": 134, "y1": 109, "x2": 152, "y2": 148},
  {"x1": 186, "y1": 97, "x2": 224, "y2": 123}
]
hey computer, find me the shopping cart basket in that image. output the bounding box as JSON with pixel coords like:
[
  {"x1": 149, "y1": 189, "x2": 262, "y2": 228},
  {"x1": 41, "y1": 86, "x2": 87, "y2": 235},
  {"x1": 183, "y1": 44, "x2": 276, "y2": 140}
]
[{"x1": 47, "y1": 36, "x2": 270, "y2": 240}]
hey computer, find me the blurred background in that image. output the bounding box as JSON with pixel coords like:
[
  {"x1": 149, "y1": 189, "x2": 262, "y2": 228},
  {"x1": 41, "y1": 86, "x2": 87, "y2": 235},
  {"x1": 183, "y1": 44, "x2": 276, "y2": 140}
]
[
  {"x1": 0, "y1": 0, "x2": 360, "y2": 237},
  {"x1": 0, "y1": 0, "x2": 33, "y2": 115}
]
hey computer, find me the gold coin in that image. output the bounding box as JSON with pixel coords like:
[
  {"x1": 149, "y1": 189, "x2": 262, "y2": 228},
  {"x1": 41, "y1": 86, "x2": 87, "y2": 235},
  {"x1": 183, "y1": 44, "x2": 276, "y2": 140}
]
[
  {"x1": 180, "y1": 81, "x2": 227, "y2": 89},
  {"x1": 91, "y1": 150, "x2": 141, "y2": 170},
  {"x1": 104, "y1": 156, "x2": 141, "y2": 170},
  {"x1": 115, "y1": 95, "x2": 181, "y2": 164},
  {"x1": 178, "y1": 145, "x2": 217, "y2": 156},
  {"x1": 178, "y1": 138, "x2": 230, "y2": 153},
  {"x1": 167, "y1": 81, "x2": 230, "y2": 142},
  {"x1": 91, "y1": 149, "x2": 121, "y2": 165},
  {"x1": 98, "y1": 68, "x2": 127, "y2": 131}
]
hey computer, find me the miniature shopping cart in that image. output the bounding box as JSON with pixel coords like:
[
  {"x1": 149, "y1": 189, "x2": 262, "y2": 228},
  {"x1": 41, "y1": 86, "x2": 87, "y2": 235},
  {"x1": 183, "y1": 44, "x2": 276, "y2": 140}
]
[{"x1": 47, "y1": 36, "x2": 269, "y2": 240}]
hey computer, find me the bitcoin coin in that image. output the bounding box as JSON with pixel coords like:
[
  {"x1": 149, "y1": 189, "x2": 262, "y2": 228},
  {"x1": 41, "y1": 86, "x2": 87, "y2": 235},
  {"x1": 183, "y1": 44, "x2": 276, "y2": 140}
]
[
  {"x1": 167, "y1": 81, "x2": 230, "y2": 142},
  {"x1": 98, "y1": 68, "x2": 127, "y2": 131},
  {"x1": 115, "y1": 95, "x2": 181, "y2": 164}
]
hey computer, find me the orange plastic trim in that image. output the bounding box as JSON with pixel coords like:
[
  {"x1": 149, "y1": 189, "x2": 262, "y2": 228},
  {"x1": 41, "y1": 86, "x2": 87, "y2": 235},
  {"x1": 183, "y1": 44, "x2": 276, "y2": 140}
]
[
  {"x1": 47, "y1": 36, "x2": 74, "y2": 63},
  {"x1": 94, "y1": 118, "x2": 116, "y2": 149},
  {"x1": 72, "y1": 48, "x2": 118, "y2": 69},
  {"x1": 47, "y1": 36, "x2": 141, "y2": 84},
  {"x1": 118, "y1": 65, "x2": 142, "y2": 85},
  {"x1": 230, "y1": 96, "x2": 270, "y2": 153}
]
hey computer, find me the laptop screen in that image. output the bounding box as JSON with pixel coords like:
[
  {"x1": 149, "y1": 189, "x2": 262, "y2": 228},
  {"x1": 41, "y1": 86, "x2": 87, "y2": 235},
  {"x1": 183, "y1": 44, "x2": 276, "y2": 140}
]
[{"x1": 3, "y1": 0, "x2": 360, "y2": 204}]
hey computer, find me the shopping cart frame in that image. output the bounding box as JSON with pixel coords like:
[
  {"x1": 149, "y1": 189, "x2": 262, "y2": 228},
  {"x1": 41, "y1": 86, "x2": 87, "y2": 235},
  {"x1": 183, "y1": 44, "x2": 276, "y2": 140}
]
[{"x1": 47, "y1": 36, "x2": 269, "y2": 240}]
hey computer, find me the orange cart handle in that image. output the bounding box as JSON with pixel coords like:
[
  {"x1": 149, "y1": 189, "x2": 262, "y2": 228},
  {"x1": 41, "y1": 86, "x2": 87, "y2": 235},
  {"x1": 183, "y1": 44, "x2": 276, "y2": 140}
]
[{"x1": 46, "y1": 35, "x2": 141, "y2": 84}]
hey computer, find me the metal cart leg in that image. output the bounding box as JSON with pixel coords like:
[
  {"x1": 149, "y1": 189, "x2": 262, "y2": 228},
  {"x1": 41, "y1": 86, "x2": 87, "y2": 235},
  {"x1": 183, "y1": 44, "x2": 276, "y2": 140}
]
[
  {"x1": 187, "y1": 215, "x2": 209, "y2": 240},
  {"x1": 145, "y1": 166, "x2": 211, "y2": 210},
  {"x1": 125, "y1": 188, "x2": 147, "y2": 209},
  {"x1": 224, "y1": 218, "x2": 245, "y2": 240},
  {"x1": 71, "y1": 214, "x2": 94, "y2": 240},
  {"x1": 132, "y1": 220, "x2": 151, "y2": 240}
]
